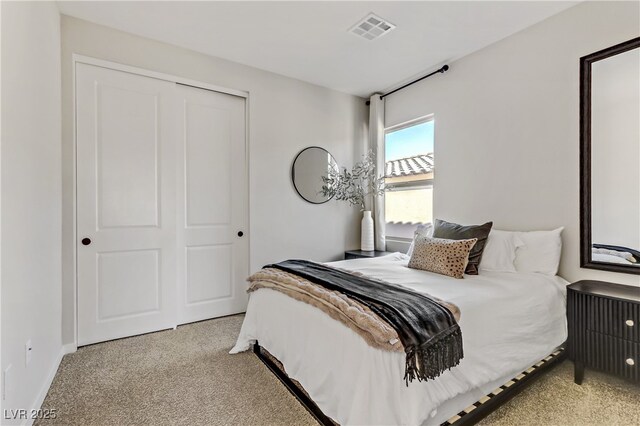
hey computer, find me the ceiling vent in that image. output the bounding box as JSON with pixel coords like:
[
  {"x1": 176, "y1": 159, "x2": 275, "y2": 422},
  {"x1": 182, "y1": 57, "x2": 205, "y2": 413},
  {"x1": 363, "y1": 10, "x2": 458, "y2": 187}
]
[{"x1": 349, "y1": 13, "x2": 396, "y2": 41}]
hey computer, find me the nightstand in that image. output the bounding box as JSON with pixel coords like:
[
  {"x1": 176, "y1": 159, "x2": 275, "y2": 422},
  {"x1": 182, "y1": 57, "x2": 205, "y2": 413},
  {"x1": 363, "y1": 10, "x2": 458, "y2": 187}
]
[
  {"x1": 344, "y1": 250, "x2": 394, "y2": 260},
  {"x1": 567, "y1": 280, "x2": 639, "y2": 384}
]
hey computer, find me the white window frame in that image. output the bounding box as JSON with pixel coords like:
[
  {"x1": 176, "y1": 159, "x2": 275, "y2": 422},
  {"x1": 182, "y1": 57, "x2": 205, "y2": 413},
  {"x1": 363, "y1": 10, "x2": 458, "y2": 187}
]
[{"x1": 384, "y1": 115, "x2": 434, "y2": 243}]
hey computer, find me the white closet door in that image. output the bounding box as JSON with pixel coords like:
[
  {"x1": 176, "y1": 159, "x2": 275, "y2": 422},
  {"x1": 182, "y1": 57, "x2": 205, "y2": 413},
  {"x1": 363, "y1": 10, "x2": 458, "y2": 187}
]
[
  {"x1": 76, "y1": 64, "x2": 178, "y2": 346},
  {"x1": 175, "y1": 84, "x2": 248, "y2": 325}
]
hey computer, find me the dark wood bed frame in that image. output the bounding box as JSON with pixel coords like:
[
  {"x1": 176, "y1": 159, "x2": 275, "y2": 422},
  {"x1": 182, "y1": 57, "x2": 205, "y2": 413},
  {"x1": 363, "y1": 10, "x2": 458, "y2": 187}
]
[{"x1": 253, "y1": 342, "x2": 567, "y2": 426}]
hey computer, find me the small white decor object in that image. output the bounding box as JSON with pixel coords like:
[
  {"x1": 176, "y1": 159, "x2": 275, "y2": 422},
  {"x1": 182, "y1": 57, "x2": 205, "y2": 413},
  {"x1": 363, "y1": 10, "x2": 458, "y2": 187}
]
[
  {"x1": 361, "y1": 211, "x2": 375, "y2": 251},
  {"x1": 320, "y1": 151, "x2": 385, "y2": 251}
]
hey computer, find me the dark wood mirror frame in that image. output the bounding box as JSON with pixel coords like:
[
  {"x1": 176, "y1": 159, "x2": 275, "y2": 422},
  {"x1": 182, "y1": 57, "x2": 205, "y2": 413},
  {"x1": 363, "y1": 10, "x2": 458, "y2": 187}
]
[{"x1": 580, "y1": 36, "x2": 640, "y2": 275}]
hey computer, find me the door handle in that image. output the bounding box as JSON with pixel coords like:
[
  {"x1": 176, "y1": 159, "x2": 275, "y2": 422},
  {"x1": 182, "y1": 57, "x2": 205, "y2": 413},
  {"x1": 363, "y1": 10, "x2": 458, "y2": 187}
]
[
  {"x1": 237, "y1": 231, "x2": 244, "y2": 237},
  {"x1": 81, "y1": 238, "x2": 92, "y2": 246}
]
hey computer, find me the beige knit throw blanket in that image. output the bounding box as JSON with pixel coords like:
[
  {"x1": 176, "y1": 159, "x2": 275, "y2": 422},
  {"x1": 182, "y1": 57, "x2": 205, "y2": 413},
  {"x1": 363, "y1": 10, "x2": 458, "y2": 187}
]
[{"x1": 247, "y1": 267, "x2": 461, "y2": 353}]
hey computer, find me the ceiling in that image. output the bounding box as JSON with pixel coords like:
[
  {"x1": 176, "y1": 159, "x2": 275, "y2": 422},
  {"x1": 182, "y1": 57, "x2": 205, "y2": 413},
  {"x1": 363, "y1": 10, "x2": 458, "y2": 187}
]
[{"x1": 57, "y1": 1, "x2": 578, "y2": 97}]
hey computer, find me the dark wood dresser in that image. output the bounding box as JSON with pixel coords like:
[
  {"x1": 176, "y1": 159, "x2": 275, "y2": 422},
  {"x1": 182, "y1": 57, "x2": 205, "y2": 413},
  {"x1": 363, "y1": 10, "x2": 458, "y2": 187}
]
[{"x1": 567, "y1": 280, "x2": 639, "y2": 384}]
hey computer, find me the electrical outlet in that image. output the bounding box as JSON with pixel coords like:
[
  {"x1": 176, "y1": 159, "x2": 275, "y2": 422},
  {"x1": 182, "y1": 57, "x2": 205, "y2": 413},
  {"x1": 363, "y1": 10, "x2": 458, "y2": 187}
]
[
  {"x1": 2, "y1": 364, "x2": 11, "y2": 400},
  {"x1": 25, "y1": 340, "x2": 33, "y2": 366}
]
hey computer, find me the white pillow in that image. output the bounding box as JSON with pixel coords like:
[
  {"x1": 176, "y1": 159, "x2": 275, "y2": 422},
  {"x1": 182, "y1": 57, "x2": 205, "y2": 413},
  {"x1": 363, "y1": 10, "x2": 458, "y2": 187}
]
[
  {"x1": 513, "y1": 227, "x2": 564, "y2": 275},
  {"x1": 479, "y1": 230, "x2": 525, "y2": 272},
  {"x1": 406, "y1": 223, "x2": 433, "y2": 258}
]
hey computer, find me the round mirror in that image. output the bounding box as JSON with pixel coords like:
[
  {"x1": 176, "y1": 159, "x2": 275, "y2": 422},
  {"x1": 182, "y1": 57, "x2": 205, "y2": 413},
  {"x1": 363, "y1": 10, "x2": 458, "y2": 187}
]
[{"x1": 291, "y1": 147, "x2": 338, "y2": 204}]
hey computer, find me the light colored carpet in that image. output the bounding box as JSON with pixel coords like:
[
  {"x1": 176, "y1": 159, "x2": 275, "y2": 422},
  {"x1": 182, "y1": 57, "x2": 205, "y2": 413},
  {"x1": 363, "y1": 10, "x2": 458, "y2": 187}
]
[
  {"x1": 38, "y1": 315, "x2": 316, "y2": 426},
  {"x1": 38, "y1": 315, "x2": 639, "y2": 426},
  {"x1": 478, "y1": 359, "x2": 639, "y2": 426}
]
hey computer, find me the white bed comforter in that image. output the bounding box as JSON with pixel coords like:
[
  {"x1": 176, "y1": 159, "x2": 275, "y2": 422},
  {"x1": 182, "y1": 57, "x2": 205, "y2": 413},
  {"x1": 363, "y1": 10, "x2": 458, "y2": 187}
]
[{"x1": 231, "y1": 253, "x2": 568, "y2": 425}]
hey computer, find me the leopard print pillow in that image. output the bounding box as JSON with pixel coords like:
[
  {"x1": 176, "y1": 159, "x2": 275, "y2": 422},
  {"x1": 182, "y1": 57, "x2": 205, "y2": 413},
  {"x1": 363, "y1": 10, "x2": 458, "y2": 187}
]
[{"x1": 408, "y1": 236, "x2": 478, "y2": 279}]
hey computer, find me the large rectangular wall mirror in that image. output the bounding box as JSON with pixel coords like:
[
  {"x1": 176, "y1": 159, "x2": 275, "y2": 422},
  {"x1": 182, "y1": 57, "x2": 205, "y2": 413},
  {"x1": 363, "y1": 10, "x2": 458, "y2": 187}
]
[{"x1": 580, "y1": 37, "x2": 640, "y2": 274}]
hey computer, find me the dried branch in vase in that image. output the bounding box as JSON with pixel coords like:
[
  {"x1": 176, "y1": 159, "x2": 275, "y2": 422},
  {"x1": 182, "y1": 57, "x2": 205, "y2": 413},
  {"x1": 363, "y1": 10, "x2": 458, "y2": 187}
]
[{"x1": 321, "y1": 150, "x2": 385, "y2": 211}]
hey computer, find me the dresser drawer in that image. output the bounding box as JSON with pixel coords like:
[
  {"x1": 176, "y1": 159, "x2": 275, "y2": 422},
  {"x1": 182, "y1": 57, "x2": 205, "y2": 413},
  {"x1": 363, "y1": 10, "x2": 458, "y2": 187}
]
[
  {"x1": 586, "y1": 295, "x2": 640, "y2": 342},
  {"x1": 567, "y1": 281, "x2": 640, "y2": 385},
  {"x1": 584, "y1": 332, "x2": 639, "y2": 382}
]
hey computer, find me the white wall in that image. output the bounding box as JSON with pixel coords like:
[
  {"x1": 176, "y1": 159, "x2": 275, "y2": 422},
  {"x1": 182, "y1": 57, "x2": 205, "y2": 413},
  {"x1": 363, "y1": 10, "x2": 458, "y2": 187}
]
[
  {"x1": 1, "y1": 1, "x2": 63, "y2": 422},
  {"x1": 60, "y1": 16, "x2": 367, "y2": 345},
  {"x1": 591, "y1": 48, "x2": 640, "y2": 250},
  {"x1": 384, "y1": 1, "x2": 640, "y2": 286}
]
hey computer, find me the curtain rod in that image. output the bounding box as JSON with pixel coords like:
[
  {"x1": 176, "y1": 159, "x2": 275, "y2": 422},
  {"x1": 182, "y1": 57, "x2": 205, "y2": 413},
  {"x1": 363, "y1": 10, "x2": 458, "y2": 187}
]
[{"x1": 367, "y1": 64, "x2": 449, "y2": 105}]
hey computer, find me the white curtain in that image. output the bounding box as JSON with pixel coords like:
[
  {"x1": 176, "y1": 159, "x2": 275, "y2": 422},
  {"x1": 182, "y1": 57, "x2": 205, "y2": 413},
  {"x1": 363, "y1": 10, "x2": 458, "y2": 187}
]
[{"x1": 369, "y1": 94, "x2": 386, "y2": 251}]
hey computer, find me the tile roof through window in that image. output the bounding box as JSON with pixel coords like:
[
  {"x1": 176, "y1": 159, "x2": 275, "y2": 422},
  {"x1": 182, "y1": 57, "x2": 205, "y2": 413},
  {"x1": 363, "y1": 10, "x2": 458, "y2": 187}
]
[{"x1": 385, "y1": 153, "x2": 433, "y2": 177}]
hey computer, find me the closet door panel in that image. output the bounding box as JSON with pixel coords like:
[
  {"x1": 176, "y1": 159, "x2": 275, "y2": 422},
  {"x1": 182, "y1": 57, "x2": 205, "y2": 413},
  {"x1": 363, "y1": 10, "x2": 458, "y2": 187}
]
[
  {"x1": 76, "y1": 63, "x2": 249, "y2": 344},
  {"x1": 96, "y1": 84, "x2": 159, "y2": 228},
  {"x1": 184, "y1": 102, "x2": 232, "y2": 227},
  {"x1": 76, "y1": 63, "x2": 177, "y2": 346},
  {"x1": 176, "y1": 84, "x2": 248, "y2": 325}
]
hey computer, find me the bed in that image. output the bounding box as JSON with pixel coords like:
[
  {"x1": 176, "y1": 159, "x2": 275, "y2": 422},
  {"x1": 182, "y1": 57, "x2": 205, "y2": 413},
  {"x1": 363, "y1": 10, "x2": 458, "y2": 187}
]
[
  {"x1": 231, "y1": 253, "x2": 568, "y2": 425},
  {"x1": 592, "y1": 244, "x2": 640, "y2": 266}
]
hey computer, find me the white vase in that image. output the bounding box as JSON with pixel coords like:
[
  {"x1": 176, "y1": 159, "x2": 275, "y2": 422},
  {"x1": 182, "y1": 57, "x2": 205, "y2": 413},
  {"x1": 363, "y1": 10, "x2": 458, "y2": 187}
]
[{"x1": 361, "y1": 211, "x2": 375, "y2": 251}]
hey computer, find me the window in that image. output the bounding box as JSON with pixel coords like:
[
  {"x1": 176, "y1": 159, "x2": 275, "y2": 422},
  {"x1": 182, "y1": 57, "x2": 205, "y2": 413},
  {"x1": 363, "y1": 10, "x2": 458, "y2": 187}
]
[{"x1": 384, "y1": 118, "x2": 434, "y2": 239}]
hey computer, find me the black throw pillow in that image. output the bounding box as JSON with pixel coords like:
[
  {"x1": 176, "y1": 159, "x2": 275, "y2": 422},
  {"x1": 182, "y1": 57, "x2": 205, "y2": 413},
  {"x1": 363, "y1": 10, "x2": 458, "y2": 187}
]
[{"x1": 432, "y1": 219, "x2": 493, "y2": 275}]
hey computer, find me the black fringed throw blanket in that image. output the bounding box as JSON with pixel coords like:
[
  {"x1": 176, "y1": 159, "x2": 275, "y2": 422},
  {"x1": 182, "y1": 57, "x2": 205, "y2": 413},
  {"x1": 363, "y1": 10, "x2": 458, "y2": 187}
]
[{"x1": 266, "y1": 260, "x2": 463, "y2": 384}]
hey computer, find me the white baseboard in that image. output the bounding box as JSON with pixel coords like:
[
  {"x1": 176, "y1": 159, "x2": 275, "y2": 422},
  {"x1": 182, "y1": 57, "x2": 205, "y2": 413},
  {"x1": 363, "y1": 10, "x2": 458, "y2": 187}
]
[
  {"x1": 22, "y1": 344, "x2": 72, "y2": 426},
  {"x1": 62, "y1": 343, "x2": 77, "y2": 355}
]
